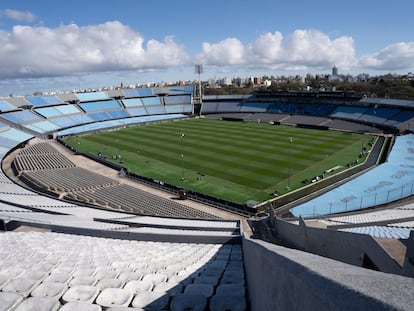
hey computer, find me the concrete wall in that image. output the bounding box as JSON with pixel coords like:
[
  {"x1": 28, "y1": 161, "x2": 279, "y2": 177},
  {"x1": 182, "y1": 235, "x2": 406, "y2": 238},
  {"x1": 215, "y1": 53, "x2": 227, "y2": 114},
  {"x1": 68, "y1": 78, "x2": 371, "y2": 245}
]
[
  {"x1": 272, "y1": 217, "x2": 404, "y2": 275},
  {"x1": 403, "y1": 231, "x2": 414, "y2": 276},
  {"x1": 5, "y1": 221, "x2": 241, "y2": 244},
  {"x1": 242, "y1": 234, "x2": 414, "y2": 311}
]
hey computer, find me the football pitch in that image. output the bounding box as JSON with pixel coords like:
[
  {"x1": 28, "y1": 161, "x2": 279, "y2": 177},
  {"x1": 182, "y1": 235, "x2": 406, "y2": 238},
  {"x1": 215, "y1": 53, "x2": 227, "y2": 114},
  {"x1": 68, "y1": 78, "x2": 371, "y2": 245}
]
[{"x1": 63, "y1": 118, "x2": 374, "y2": 204}]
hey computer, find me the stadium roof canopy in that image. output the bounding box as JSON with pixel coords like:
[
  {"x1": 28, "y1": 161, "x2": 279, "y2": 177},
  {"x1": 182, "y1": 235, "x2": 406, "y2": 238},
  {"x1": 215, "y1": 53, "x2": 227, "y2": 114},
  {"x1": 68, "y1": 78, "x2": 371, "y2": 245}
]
[{"x1": 360, "y1": 97, "x2": 414, "y2": 109}]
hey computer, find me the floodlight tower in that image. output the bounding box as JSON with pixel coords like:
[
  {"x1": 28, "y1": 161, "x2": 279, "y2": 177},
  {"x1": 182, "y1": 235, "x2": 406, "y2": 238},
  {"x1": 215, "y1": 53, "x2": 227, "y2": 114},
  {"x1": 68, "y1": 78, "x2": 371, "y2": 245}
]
[
  {"x1": 181, "y1": 133, "x2": 185, "y2": 181},
  {"x1": 195, "y1": 64, "x2": 203, "y2": 103},
  {"x1": 287, "y1": 137, "x2": 293, "y2": 190}
]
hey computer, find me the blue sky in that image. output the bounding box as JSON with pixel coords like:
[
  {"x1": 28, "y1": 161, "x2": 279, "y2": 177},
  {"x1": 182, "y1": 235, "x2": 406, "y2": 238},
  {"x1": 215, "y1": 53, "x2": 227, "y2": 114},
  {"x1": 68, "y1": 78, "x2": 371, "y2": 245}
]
[{"x1": 0, "y1": 0, "x2": 413, "y2": 95}]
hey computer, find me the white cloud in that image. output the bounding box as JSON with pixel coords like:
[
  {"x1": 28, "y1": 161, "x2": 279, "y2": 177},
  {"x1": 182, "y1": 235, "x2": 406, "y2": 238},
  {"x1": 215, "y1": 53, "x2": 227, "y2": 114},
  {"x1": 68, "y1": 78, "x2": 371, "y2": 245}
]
[
  {"x1": 0, "y1": 20, "x2": 412, "y2": 84},
  {"x1": 198, "y1": 38, "x2": 246, "y2": 65},
  {"x1": 250, "y1": 32, "x2": 283, "y2": 63},
  {"x1": 0, "y1": 21, "x2": 190, "y2": 79},
  {"x1": 359, "y1": 42, "x2": 414, "y2": 71},
  {"x1": 0, "y1": 9, "x2": 36, "y2": 22},
  {"x1": 198, "y1": 29, "x2": 357, "y2": 72},
  {"x1": 281, "y1": 30, "x2": 356, "y2": 69}
]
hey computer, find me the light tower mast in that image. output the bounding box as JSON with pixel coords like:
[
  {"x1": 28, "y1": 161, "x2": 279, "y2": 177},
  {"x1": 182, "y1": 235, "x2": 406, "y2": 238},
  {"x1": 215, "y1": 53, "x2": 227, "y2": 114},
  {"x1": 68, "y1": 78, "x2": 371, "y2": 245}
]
[{"x1": 194, "y1": 64, "x2": 203, "y2": 104}]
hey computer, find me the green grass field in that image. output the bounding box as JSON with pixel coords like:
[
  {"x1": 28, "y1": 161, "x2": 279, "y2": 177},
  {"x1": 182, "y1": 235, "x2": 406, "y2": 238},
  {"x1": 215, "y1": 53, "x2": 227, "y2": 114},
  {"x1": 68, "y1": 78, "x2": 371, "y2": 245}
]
[{"x1": 63, "y1": 118, "x2": 373, "y2": 204}]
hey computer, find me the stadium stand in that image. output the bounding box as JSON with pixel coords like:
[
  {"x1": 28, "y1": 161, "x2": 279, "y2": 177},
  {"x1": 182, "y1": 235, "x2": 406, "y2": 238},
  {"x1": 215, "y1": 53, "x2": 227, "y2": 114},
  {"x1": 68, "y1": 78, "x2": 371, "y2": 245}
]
[
  {"x1": 358, "y1": 107, "x2": 401, "y2": 124},
  {"x1": 239, "y1": 102, "x2": 269, "y2": 113},
  {"x1": 34, "y1": 105, "x2": 82, "y2": 118},
  {"x1": 289, "y1": 134, "x2": 414, "y2": 217},
  {"x1": 2, "y1": 96, "x2": 30, "y2": 108},
  {"x1": 78, "y1": 100, "x2": 121, "y2": 112},
  {"x1": 330, "y1": 105, "x2": 370, "y2": 121},
  {"x1": 281, "y1": 114, "x2": 329, "y2": 126},
  {"x1": 0, "y1": 110, "x2": 43, "y2": 125},
  {"x1": 0, "y1": 232, "x2": 246, "y2": 310},
  {"x1": 57, "y1": 114, "x2": 187, "y2": 136},
  {"x1": 245, "y1": 112, "x2": 291, "y2": 123},
  {"x1": 13, "y1": 142, "x2": 219, "y2": 219},
  {"x1": 0, "y1": 99, "x2": 17, "y2": 112},
  {"x1": 124, "y1": 88, "x2": 153, "y2": 97},
  {"x1": 75, "y1": 91, "x2": 109, "y2": 102},
  {"x1": 122, "y1": 97, "x2": 144, "y2": 108},
  {"x1": 1, "y1": 89, "x2": 414, "y2": 309},
  {"x1": 201, "y1": 95, "x2": 414, "y2": 133},
  {"x1": 67, "y1": 183, "x2": 219, "y2": 218},
  {"x1": 164, "y1": 95, "x2": 191, "y2": 105},
  {"x1": 337, "y1": 225, "x2": 411, "y2": 239},
  {"x1": 25, "y1": 95, "x2": 62, "y2": 107}
]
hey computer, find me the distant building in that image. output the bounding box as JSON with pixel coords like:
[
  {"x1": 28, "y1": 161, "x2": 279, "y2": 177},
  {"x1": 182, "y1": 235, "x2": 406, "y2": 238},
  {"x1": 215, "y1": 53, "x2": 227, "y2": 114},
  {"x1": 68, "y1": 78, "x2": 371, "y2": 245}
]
[
  {"x1": 253, "y1": 77, "x2": 262, "y2": 85},
  {"x1": 332, "y1": 66, "x2": 338, "y2": 76}
]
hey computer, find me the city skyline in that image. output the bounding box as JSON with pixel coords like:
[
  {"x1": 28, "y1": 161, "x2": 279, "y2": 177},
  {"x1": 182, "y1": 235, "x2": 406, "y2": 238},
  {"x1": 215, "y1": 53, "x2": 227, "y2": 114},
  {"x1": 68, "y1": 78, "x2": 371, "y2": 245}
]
[{"x1": 0, "y1": 0, "x2": 413, "y2": 95}]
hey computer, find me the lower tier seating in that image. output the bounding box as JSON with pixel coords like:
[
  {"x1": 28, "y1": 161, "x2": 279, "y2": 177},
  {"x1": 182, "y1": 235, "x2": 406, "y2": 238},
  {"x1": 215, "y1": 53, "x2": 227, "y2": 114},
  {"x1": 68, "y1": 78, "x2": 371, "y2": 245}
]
[{"x1": 0, "y1": 231, "x2": 246, "y2": 310}]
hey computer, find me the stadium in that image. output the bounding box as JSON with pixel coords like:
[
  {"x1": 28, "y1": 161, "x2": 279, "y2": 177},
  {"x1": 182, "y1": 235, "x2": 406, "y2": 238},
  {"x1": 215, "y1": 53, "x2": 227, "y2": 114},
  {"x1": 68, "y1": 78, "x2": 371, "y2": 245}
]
[{"x1": 0, "y1": 85, "x2": 414, "y2": 310}]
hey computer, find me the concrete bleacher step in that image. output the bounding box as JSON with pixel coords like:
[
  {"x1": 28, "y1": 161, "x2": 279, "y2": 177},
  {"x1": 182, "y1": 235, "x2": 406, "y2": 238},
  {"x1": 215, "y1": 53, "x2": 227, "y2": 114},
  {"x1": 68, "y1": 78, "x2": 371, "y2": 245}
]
[{"x1": 374, "y1": 237, "x2": 407, "y2": 267}]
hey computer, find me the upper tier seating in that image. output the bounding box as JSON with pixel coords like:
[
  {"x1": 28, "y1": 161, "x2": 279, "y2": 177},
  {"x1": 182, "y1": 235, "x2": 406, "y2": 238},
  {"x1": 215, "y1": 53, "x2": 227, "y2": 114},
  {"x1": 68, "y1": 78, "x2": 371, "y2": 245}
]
[
  {"x1": 25, "y1": 95, "x2": 62, "y2": 107},
  {"x1": 0, "y1": 100, "x2": 17, "y2": 112}
]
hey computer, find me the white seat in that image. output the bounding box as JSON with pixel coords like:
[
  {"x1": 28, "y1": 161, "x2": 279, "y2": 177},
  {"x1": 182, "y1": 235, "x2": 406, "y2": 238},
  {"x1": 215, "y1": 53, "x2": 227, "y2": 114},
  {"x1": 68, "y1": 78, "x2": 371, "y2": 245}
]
[
  {"x1": 167, "y1": 274, "x2": 192, "y2": 286},
  {"x1": 61, "y1": 285, "x2": 99, "y2": 304},
  {"x1": 131, "y1": 291, "x2": 170, "y2": 310},
  {"x1": 210, "y1": 293, "x2": 246, "y2": 311},
  {"x1": 193, "y1": 275, "x2": 219, "y2": 286},
  {"x1": 59, "y1": 302, "x2": 102, "y2": 311},
  {"x1": 200, "y1": 267, "x2": 223, "y2": 278},
  {"x1": 220, "y1": 270, "x2": 245, "y2": 285},
  {"x1": 13, "y1": 296, "x2": 60, "y2": 311},
  {"x1": 153, "y1": 281, "x2": 183, "y2": 296},
  {"x1": 2, "y1": 267, "x2": 25, "y2": 279},
  {"x1": 106, "y1": 308, "x2": 144, "y2": 311},
  {"x1": 226, "y1": 262, "x2": 244, "y2": 271},
  {"x1": 0, "y1": 274, "x2": 10, "y2": 289},
  {"x1": 141, "y1": 273, "x2": 167, "y2": 285},
  {"x1": 20, "y1": 271, "x2": 49, "y2": 283},
  {"x1": 117, "y1": 272, "x2": 142, "y2": 283},
  {"x1": 43, "y1": 273, "x2": 72, "y2": 284},
  {"x1": 160, "y1": 267, "x2": 179, "y2": 277},
  {"x1": 127, "y1": 262, "x2": 147, "y2": 271},
  {"x1": 184, "y1": 284, "x2": 214, "y2": 298},
  {"x1": 69, "y1": 276, "x2": 97, "y2": 287},
  {"x1": 94, "y1": 270, "x2": 117, "y2": 281},
  {"x1": 207, "y1": 260, "x2": 227, "y2": 269},
  {"x1": 216, "y1": 284, "x2": 245, "y2": 296},
  {"x1": 111, "y1": 261, "x2": 130, "y2": 270},
  {"x1": 95, "y1": 288, "x2": 134, "y2": 307},
  {"x1": 2, "y1": 278, "x2": 38, "y2": 297},
  {"x1": 95, "y1": 278, "x2": 124, "y2": 290},
  {"x1": 0, "y1": 291, "x2": 23, "y2": 311},
  {"x1": 29, "y1": 263, "x2": 55, "y2": 274},
  {"x1": 123, "y1": 279, "x2": 153, "y2": 294},
  {"x1": 31, "y1": 282, "x2": 68, "y2": 299},
  {"x1": 170, "y1": 293, "x2": 207, "y2": 311},
  {"x1": 73, "y1": 268, "x2": 96, "y2": 278},
  {"x1": 51, "y1": 266, "x2": 74, "y2": 275}
]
